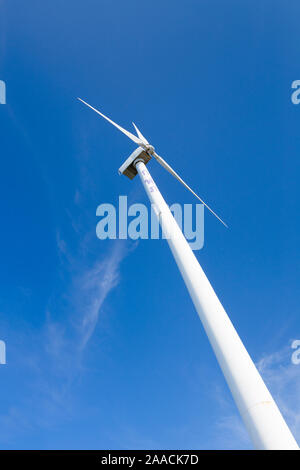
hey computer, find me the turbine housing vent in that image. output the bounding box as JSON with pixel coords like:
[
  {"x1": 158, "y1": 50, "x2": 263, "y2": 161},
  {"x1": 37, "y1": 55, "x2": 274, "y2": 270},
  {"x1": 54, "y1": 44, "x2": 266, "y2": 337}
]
[{"x1": 118, "y1": 147, "x2": 151, "y2": 180}]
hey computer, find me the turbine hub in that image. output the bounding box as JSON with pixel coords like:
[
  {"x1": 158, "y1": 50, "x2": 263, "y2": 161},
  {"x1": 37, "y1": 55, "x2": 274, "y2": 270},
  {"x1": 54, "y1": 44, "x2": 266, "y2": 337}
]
[{"x1": 145, "y1": 145, "x2": 155, "y2": 155}]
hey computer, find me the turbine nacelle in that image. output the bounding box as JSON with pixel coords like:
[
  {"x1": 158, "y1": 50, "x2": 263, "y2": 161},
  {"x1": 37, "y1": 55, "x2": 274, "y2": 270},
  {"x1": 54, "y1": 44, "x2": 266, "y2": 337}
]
[{"x1": 118, "y1": 147, "x2": 152, "y2": 180}]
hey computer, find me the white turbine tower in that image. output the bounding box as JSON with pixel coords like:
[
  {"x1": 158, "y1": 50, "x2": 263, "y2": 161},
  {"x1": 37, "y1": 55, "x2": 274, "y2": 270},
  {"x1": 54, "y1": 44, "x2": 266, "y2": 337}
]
[{"x1": 78, "y1": 98, "x2": 299, "y2": 450}]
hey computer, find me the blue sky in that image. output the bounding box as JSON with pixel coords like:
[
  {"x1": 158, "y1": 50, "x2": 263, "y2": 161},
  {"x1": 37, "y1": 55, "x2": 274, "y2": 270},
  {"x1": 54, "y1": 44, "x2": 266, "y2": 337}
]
[{"x1": 0, "y1": 0, "x2": 299, "y2": 449}]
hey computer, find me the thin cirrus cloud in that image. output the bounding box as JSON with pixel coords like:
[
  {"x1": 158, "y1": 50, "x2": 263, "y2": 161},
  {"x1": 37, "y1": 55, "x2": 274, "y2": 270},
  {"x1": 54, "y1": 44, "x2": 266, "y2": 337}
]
[
  {"x1": 47, "y1": 236, "x2": 134, "y2": 359},
  {"x1": 76, "y1": 241, "x2": 129, "y2": 350}
]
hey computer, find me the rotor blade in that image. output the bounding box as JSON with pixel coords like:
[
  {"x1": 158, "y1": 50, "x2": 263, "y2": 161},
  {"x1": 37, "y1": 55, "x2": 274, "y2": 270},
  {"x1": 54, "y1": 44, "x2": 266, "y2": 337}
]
[
  {"x1": 77, "y1": 98, "x2": 143, "y2": 146},
  {"x1": 132, "y1": 122, "x2": 149, "y2": 145},
  {"x1": 153, "y1": 152, "x2": 228, "y2": 227}
]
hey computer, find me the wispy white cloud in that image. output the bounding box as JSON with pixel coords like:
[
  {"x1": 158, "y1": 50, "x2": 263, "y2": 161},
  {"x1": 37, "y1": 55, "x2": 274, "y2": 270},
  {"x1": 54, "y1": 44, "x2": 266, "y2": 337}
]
[
  {"x1": 46, "y1": 237, "x2": 135, "y2": 358},
  {"x1": 75, "y1": 242, "x2": 130, "y2": 349}
]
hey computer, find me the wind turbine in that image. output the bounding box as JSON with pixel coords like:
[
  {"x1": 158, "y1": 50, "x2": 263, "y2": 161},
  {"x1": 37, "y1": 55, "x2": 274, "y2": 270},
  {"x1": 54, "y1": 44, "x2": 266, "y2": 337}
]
[{"x1": 78, "y1": 98, "x2": 299, "y2": 450}]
